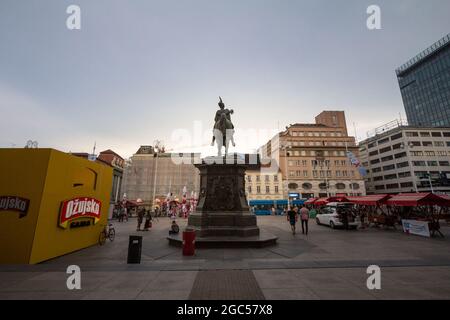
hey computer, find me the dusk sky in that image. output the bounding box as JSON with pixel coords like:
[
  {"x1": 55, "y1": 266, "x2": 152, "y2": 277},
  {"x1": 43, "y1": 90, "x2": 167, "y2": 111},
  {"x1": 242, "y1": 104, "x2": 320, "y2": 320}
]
[{"x1": 1, "y1": 0, "x2": 450, "y2": 158}]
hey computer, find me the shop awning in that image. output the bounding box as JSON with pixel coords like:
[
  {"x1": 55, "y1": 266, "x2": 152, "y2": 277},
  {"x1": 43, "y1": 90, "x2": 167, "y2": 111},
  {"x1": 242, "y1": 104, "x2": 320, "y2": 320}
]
[
  {"x1": 314, "y1": 197, "x2": 329, "y2": 206},
  {"x1": 346, "y1": 194, "x2": 391, "y2": 206},
  {"x1": 436, "y1": 194, "x2": 450, "y2": 206},
  {"x1": 327, "y1": 196, "x2": 349, "y2": 203},
  {"x1": 385, "y1": 193, "x2": 450, "y2": 207},
  {"x1": 304, "y1": 197, "x2": 318, "y2": 205}
]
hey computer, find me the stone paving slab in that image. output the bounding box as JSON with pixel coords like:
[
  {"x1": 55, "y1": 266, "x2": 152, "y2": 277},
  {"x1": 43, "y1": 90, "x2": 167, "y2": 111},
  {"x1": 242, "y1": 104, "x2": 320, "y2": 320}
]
[
  {"x1": 1, "y1": 217, "x2": 450, "y2": 299},
  {"x1": 189, "y1": 270, "x2": 265, "y2": 300}
]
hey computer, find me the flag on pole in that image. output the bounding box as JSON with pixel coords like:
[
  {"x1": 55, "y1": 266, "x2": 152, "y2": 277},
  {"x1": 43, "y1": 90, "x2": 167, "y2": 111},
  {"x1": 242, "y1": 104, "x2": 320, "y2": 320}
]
[{"x1": 346, "y1": 150, "x2": 367, "y2": 176}]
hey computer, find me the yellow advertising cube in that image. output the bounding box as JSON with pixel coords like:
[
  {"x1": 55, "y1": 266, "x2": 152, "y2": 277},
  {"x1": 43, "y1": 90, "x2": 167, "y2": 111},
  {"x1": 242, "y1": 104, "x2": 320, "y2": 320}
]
[{"x1": 0, "y1": 148, "x2": 113, "y2": 264}]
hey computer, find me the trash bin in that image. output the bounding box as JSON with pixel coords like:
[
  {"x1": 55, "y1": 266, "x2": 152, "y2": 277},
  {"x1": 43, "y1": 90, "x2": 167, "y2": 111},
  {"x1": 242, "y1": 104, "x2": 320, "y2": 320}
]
[
  {"x1": 182, "y1": 228, "x2": 195, "y2": 256},
  {"x1": 127, "y1": 235, "x2": 142, "y2": 264}
]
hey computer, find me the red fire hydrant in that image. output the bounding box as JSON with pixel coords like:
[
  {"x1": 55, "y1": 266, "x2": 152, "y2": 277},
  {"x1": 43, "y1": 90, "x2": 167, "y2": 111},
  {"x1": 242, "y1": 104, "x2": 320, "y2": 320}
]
[{"x1": 182, "y1": 228, "x2": 196, "y2": 256}]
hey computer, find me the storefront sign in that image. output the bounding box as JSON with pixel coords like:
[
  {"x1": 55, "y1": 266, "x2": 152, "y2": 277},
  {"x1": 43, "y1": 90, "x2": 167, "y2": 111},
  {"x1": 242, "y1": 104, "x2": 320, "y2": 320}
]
[
  {"x1": 59, "y1": 197, "x2": 101, "y2": 229},
  {"x1": 401, "y1": 219, "x2": 430, "y2": 238},
  {"x1": 0, "y1": 196, "x2": 30, "y2": 218}
]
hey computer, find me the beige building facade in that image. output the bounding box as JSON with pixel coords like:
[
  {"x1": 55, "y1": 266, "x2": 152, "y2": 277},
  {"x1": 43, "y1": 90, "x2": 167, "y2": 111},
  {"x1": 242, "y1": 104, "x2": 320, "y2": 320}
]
[
  {"x1": 122, "y1": 146, "x2": 200, "y2": 206},
  {"x1": 258, "y1": 111, "x2": 366, "y2": 198},
  {"x1": 245, "y1": 167, "x2": 284, "y2": 201}
]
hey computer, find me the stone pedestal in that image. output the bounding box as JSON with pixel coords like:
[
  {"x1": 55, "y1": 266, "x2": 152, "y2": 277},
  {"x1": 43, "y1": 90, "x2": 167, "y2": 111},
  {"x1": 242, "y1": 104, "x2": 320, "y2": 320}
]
[
  {"x1": 168, "y1": 154, "x2": 277, "y2": 247},
  {"x1": 188, "y1": 154, "x2": 260, "y2": 237}
]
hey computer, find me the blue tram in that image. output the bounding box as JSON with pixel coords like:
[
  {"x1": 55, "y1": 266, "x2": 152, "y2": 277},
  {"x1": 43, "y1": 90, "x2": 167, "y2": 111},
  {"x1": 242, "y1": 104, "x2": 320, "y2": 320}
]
[{"x1": 248, "y1": 199, "x2": 306, "y2": 215}]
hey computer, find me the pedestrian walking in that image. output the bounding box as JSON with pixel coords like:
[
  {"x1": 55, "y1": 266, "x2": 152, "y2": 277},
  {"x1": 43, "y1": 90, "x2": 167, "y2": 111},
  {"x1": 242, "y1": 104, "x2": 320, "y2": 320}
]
[
  {"x1": 143, "y1": 209, "x2": 152, "y2": 231},
  {"x1": 136, "y1": 207, "x2": 145, "y2": 231},
  {"x1": 271, "y1": 206, "x2": 276, "y2": 216},
  {"x1": 300, "y1": 205, "x2": 309, "y2": 235},
  {"x1": 287, "y1": 207, "x2": 298, "y2": 235},
  {"x1": 118, "y1": 206, "x2": 125, "y2": 222}
]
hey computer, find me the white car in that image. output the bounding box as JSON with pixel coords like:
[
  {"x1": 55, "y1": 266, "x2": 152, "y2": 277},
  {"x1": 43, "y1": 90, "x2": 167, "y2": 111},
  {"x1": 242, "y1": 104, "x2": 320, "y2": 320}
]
[{"x1": 315, "y1": 202, "x2": 359, "y2": 229}]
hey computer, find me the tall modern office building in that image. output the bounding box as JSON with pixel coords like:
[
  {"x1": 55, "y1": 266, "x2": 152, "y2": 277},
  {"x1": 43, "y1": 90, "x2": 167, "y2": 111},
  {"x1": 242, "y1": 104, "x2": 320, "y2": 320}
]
[{"x1": 396, "y1": 33, "x2": 450, "y2": 127}]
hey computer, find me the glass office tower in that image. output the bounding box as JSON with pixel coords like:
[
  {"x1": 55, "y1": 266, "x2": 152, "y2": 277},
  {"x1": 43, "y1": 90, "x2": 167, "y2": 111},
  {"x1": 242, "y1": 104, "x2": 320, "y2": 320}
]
[{"x1": 396, "y1": 34, "x2": 450, "y2": 127}]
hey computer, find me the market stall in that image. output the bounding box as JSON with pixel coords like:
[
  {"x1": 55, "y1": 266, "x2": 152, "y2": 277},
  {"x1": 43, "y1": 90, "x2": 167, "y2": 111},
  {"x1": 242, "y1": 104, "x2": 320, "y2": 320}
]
[
  {"x1": 346, "y1": 194, "x2": 394, "y2": 229},
  {"x1": 385, "y1": 193, "x2": 450, "y2": 237}
]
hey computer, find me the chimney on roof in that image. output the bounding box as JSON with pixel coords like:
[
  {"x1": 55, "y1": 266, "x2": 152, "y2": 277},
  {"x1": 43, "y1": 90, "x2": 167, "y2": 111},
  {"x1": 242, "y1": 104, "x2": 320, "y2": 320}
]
[{"x1": 315, "y1": 111, "x2": 348, "y2": 135}]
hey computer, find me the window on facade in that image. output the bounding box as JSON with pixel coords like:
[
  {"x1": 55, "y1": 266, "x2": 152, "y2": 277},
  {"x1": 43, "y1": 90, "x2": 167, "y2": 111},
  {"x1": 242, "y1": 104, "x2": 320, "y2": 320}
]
[
  {"x1": 248, "y1": 186, "x2": 252, "y2": 193},
  {"x1": 273, "y1": 175, "x2": 278, "y2": 181},
  {"x1": 439, "y1": 161, "x2": 450, "y2": 166},
  {"x1": 410, "y1": 151, "x2": 423, "y2": 156},
  {"x1": 391, "y1": 133, "x2": 403, "y2": 140},
  {"x1": 256, "y1": 175, "x2": 260, "y2": 182},
  {"x1": 266, "y1": 186, "x2": 270, "y2": 193},
  {"x1": 400, "y1": 182, "x2": 414, "y2": 188},
  {"x1": 437, "y1": 151, "x2": 448, "y2": 156},
  {"x1": 303, "y1": 170, "x2": 308, "y2": 177},
  {"x1": 406, "y1": 132, "x2": 418, "y2": 137},
  {"x1": 422, "y1": 141, "x2": 432, "y2": 146},
  {"x1": 383, "y1": 164, "x2": 395, "y2": 171},
  {"x1": 420, "y1": 132, "x2": 431, "y2": 137},
  {"x1": 398, "y1": 171, "x2": 411, "y2": 178},
  {"x1": 395, "y1": 152, "x2": 407, "y2": 159},
  {"x1": 386, "y1": 183, "x2": 399, "y2": 189},
  {"x1": 424, "y1": 151, "x2": 436, "y2": 156},
  {"x1": 256, "y1": 186, "x2": 261, "y2": 194},
  {"x1": 335, "y1": 183, "x2": 346, "y2": 190},
  {"x1": 373, "y1": 167, "x2": 382, "y2": 173},
  {"x1": 378, "y1": 138, "x2": 389, "y2": 144},
  {"x1": 381, "y1": 155, "x2": 394, "y2": 162},
  {"x1": 379, "y1": 146, "x2": 392, "y2": 154},
  {"x1": 397, "y1": 161, "x2": 409, "y2": 168},
  {"x1": 275, "y1": 186, "x2": 279, "y2": 193},
  {"x1": 312, "y1": 171, "x2": 318, "y2": 178},
  {"x1": 374, "y1": 176, "x2": 383, "y2": 181},
  {"x1": 369, "y1": 150, "x2": 379, "y2": 156},
  {"x1": 384, "y1": 174, "x2": 397, "y2": 180},
  {"x1": 413, "y1": 161, "x2": 426, "y2": 166},
  {"x1": 427, "y1": 161, "x2": 438, "y2": 166},
  {"x1": 375, "y1": 185, "x2": 386, "y2": 190},
  {"x1": 370, "y1": 159, "x2": 380, "y2": 165},
  {"x1": 434, "y1": 141, "x2": 445, "y2": 147},
  {"x1": 335, "y1": 170, "x2": 341, "y2": 177},
  {"x1": 442, "y1": 132, "x2": 450, "y2": 137},
  {"x1": 431, "y1": 132, "x2": 442, "y2": 137},
  {"x1": 302, "y1": 183, "x2": 312, "y2": 190},
  {"x1": 265, "y1": 175, "x2": 270, "y2": 182}
]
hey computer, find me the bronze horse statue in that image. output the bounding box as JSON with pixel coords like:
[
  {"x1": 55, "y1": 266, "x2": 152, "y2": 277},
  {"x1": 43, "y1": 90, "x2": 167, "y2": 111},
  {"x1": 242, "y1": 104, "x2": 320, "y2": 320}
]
[{"x1": 211, "y1": 97, "x2": 235, "y2": 156}]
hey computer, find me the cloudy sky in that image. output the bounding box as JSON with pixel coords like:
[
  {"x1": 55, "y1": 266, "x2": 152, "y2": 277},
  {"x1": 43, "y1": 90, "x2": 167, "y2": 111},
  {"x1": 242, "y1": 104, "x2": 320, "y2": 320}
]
[{"x1": 1, "y1": 0, "x2": 449, "y2": 158}]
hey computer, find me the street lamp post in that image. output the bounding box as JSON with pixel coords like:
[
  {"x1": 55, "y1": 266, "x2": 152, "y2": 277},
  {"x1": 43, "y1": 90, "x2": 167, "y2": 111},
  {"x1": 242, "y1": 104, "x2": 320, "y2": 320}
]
[
  {"x1": 281, "y1": 141, "x2": 291, "y2": 210},
  {"x1": 400, "y1": 141, "x2": 419, "y2": 193}
]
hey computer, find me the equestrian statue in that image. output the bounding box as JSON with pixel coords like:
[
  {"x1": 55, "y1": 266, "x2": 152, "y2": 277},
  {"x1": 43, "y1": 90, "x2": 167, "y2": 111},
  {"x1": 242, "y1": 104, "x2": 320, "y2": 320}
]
[{"x1": 211, "y1": 97, "x2": 236, "y2": 156}]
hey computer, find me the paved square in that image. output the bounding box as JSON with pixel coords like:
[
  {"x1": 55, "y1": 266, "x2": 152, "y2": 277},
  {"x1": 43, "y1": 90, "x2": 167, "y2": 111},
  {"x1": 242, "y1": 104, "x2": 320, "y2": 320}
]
[{"x1": 1, "y1": 216, "x2": 450, "y2": 299}]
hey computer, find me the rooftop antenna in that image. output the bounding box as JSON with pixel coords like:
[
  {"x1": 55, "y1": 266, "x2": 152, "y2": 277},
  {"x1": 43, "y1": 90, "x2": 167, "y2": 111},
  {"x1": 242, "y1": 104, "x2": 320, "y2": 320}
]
[
  {"x1": 353, "y1": 122, "x2": 358, "y2": 143},
  {"x1": 92, "y1": 141, "x2": 96, "y2": 155}
]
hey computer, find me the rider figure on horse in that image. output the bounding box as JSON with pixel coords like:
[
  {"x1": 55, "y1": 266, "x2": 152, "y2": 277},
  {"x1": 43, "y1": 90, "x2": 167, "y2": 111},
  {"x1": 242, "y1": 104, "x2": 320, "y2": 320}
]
[{"x1": 211, "y1": 97, "x2": 236, "y2": 154}]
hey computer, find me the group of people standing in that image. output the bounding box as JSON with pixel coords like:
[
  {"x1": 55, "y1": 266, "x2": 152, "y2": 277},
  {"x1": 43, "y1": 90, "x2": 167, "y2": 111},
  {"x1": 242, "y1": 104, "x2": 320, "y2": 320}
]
[
  {"x1": 136, "y1": 207, "x2": 153, "y2": 231},
  {"x1": 287, "y1": 205, "x2": 310, "y2": 235}
]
